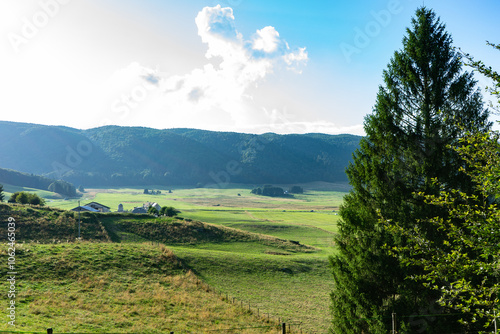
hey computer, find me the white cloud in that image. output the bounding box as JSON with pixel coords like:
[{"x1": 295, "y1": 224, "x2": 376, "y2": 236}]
[
  {"x1": 252, "y1": 26, "x2": 280, "y2": 53},
  {"x1": 98, "y1": 5, "x2": 309, "y2": 132},
  {"x1": 283, "y1": 47, "x2": 309, "y2": 72}
]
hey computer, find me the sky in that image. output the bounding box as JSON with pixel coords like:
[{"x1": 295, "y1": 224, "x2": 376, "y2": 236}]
[{"x1": 1, "y1": 0, "x2": 499, "y2": 135}]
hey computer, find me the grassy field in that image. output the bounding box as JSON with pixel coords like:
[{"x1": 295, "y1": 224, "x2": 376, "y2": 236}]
[
  {"x1": 1, "y1": 183, "x2": 346, "y2": 333},
  {"x1": 0, "y1": 242, "x2": 280, "y2": 333}
]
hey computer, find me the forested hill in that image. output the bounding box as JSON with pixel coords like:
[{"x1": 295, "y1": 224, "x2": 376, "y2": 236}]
[{"x1": 0, "y1": 121, "x2": 361, "y2": 187}]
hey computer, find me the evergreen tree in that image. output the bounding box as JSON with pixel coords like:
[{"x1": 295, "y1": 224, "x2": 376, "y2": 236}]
[
  {"x1": 0, "y1": 184, "x2": 4, "y2": 202},
  {"x1": 330, "y1": 8, "x2": 490, "y2": 333}
]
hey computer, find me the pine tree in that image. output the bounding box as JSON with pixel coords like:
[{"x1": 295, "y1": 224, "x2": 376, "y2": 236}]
[
  {"x1": 330, "y1": 8, "x2": 490, "y2": 333},
  {"x1": 0, "y1": 184, "x2": 4, "y2": 202}
]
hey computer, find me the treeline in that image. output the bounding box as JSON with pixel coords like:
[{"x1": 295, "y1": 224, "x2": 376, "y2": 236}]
[
  {"x1": 251, "y1": 185, "x2": 303, "y2": 197},
  {"x1": 0, "y1": 168, "x2": 77, "y2": 197}
]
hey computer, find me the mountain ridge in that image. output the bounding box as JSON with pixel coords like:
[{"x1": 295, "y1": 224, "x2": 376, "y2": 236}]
[{"x1": 0, "y1": 121, "x2": 361, "y2": 187}]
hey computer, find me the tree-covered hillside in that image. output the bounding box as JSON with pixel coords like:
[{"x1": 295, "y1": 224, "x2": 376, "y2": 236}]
[
  {"x1": 0, "y1": 167, "x2": 76, "y2": 197},
  {"x1": 0, "y1": 121, "x2": 360, "y2": 187}
]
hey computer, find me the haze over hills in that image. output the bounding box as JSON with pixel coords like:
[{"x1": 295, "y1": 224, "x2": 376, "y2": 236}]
[{"x1": 0, "y1": 121, "x2": 361, "y2": 188}]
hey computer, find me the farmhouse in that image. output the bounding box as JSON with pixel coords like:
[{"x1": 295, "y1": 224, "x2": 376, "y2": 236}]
[
  {"x1": 131, "y1": 202, "x2": 162, "y2": 214},
  {"x1": 84, "y1": 202, "x2": 111, "y2": 213},
  {"x1": 142, "y1": 202, "x2": 160, "y2": 211}
]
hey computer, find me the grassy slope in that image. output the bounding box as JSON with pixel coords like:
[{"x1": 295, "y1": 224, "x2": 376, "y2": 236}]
[{"x1": 0, "y1": 242, "x2": 280, "y2": 333}]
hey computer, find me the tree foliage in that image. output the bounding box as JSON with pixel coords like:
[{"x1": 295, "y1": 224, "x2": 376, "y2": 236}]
[
  {"x1": 330, "y1": 7, "x2": 490, "y2": 333},
  {"x1": 0, "y1": 184, "x2": 4, "y2": 202},
  {"x1": 251, "y1": 185, "x2": 291, "y2": 197},
  {"x1": 0, "y1": 123, "x2": 361, "y2": 187},
  {"x1": 9, "y1": 191, "x2": 45, "y2": 206},
  {"x1": 385, "y1": 130, "x2": 500, "y2": 329},
  {"x1": 462, "y1": 42, "x2": 500, "y2": 112},
  {"x1": 0, "y1": 168, "x2": 76, "y2": 197},
  {"x1": 48, "y1": 180, "x2": 77, "y2": 197},
  {"x1": 160, "y1": 206, "x2": 179, "y2": 217},
  {"x1": 385, "y1": 43, "x2": 500, "y2": 329},
  {"x1": 147, "y1": 206, "x2": 159, "y2": 215},
  {"x1": 288, "y1": 185, "x2": 304, "y2": 194}
]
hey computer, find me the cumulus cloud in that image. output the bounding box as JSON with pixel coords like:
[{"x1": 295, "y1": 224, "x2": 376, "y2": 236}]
[
  {"x1": 102, "y1": 5, "x2": 309, "y2": 132},
  {"x1": 252, "y1": 26, "x2": 280, "y2": 53}
]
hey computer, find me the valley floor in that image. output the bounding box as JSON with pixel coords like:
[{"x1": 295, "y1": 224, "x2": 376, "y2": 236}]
[{"x1": 0, "y1": 183, "x2": 345, "y2": 333}]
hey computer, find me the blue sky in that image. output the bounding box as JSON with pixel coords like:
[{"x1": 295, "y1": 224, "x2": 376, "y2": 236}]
[{"x1": 1, "y1": 0, "x2": 499, "y2": 135}]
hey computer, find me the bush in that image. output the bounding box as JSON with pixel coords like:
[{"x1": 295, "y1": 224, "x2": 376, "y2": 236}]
[
  {"x1": 9, "y1": 191, "x2": 45, "y2": 206},
  {"x1": 160, "y1": 206, "x2": 179, "y2": 217}
]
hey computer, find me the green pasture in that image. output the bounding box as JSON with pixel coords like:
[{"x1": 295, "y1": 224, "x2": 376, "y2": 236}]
[
  {"x1": 0, "y1": 242, "x2": 278, "y2": 333},
  {"x1": 45, "y1": 184, "x2": 346, "y2": 212},
  {"x1": 6, "y1": 183, "x2": 346, "y2": 333},
  {"x1": 171, "y1": 245, "x2": 333, "y2": 333},
  {"x1": 180, "y1": 209, "x2": 339, "y2": 249}
]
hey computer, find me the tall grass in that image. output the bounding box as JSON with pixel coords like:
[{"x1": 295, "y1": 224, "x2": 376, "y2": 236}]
[{"x1": 0, "y1": 243, "x2": 280, "y2": 333}]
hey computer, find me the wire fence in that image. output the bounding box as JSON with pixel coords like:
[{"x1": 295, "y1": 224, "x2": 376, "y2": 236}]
[{"x1": 0, "y1": 323, "x2": 291, "y2": 334}]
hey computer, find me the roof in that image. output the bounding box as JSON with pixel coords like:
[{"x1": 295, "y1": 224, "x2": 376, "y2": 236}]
[
  {"x1": 85, "y1": 202, "x2": 111, "y2": 209},
  {"x1": 132, "y1": 207, "x2": 147, "y2": 214},
  {"x1": 71, "y1": 206, "x2": 99, "y2": 212}
]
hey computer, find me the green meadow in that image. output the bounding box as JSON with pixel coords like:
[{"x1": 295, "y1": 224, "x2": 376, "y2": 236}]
[{"x1": 2, "y1": 183, "x2": 346, "y2": 333}]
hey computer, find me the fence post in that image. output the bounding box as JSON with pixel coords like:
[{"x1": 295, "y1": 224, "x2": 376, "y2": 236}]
[
  {"x1": 47, "y1": 329, "x2": 53, "y2": 334},
  {"x1": 392, "y1": 312, "x2": 396, "y2": 334},
  {"x1": 494, "y1": 310, "x2": 498, "y2": 334},
  {"x1": 282, "y1": 322, "x2": 286, "y2": 334}
]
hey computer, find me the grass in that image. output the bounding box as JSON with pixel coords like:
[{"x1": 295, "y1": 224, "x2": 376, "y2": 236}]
[
  {"x1": 2, "y1": 183, "x2": 346, "y2": 333},
  {"x1": 171, "y1": 246, "x2": 333, "y2": 334},
  {"x1": 0, "y1": 243, "x2": 281, "y2": 333}
]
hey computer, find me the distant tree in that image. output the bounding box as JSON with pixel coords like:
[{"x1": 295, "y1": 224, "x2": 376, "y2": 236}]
[
  {"x1": 27, "y1": 193, "x2": 45, "y2": 206},
  {"x1": 147, "y1": 206, "x2": 159, "y2": 215},
  {"x1": 9, "y1": 191, "x2": 45, "y2": 206},
  {"x1": 288, "y1": 186, "x2": 304, "y2": 194},
  {"x1": 160, "y1": 206, "x2": 178, "y2": 217},
  {"x1": 78, "y1": 185, "x2": 85, "y2": 193},
  {"x1": 8, "y1": 192, "x2": 20, "y2": 203},
  {"x1": 251, "y1": 187, "x2": 261, "y2": 195},
  {"x1": 15, "y1": 192, "x2": 29, "y2": 205},
  {"x1": 48, "y1": 180, "x2": 76, "y2": 197},
  {"x1": 0, "y1": 184, "x2": 4, "y2": 202},
  {"x1": 262, "y1": 186, "x2": 285, "y2": 197},
  {"x1": 144, "y1": 189, "x2": 149, "y2": 195}
]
